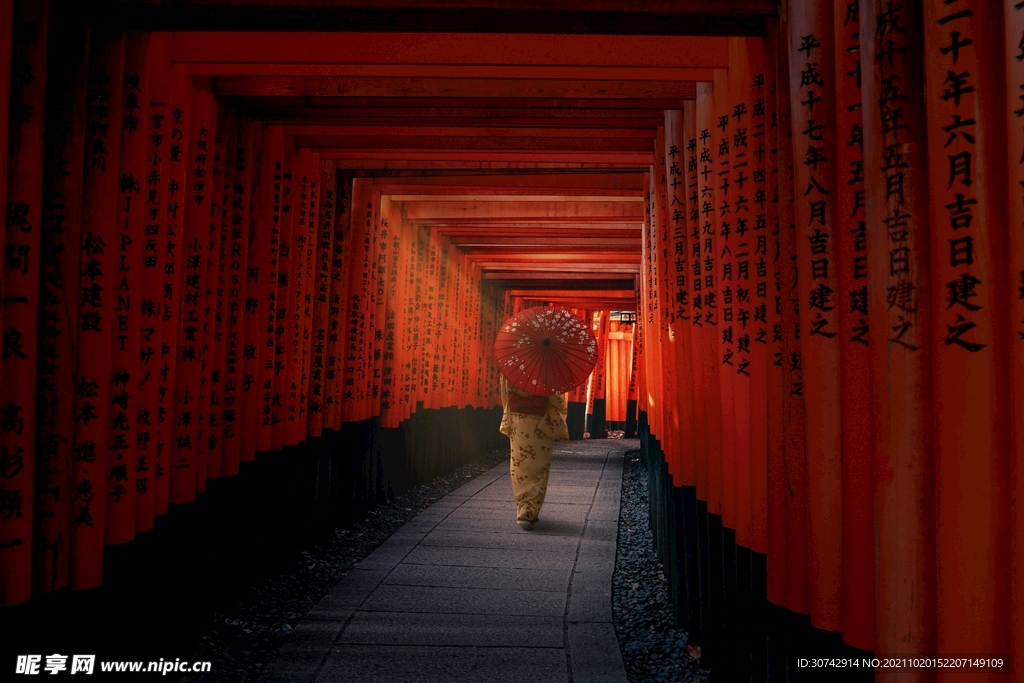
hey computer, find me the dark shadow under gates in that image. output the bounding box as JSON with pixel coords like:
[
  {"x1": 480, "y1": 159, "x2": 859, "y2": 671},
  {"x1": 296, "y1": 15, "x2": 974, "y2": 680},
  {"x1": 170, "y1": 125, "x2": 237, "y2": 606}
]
[
  {"x1": 637, "y1": 409, "x2": 875, "y2": 683},
  {"x1": 0, "y1": 407, "x2": 504, "y2": 669}
]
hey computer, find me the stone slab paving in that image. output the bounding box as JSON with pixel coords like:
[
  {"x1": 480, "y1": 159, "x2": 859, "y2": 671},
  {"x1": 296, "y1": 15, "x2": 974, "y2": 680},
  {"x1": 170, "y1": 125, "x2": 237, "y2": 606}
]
[{"x1": 259, "y1": 440, "x2": 630, "y2": 683}]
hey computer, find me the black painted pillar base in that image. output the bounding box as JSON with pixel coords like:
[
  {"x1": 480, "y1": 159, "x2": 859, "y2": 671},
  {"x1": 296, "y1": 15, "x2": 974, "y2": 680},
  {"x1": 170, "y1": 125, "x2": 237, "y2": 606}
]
[
  {"x1": 567, "y1": 401, "x2": 586, "y2": 440},
  {"x1": 590, "y1": 397, "x2": 607, "y2": 438},
  {"x1": 624, "y1": 398, "x2": 638, "y2": 437},
  {"x1": 637, "y1": 417, "x2": 876, "y2": 683}
]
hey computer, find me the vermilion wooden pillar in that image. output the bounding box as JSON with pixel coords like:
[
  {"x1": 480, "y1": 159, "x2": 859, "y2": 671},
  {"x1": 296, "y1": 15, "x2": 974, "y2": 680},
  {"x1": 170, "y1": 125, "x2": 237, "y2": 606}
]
[
  {"x1": 135, "y1": 32, "x2": 171, "y2": 532},
  {"x1": 70, "y1": 30, "x2": 124, "y2": 591},
  {"x1": 923, "y1": 0, "x2": 1011, "y2": 673},
  {"x1": 648, "y1": 126, "x2": 669, "y2": 467},
  {"x1": 0, "y1": 0, "x2": 47, "y2": 605},
  {"x1": 221, "y1": 118, "x2": 254, "y2": 474},
  {"x1": 775, "y1": 1, "x2": 810, "y2": 616},
  {"x1": 787, "y1": 0, "x2": 843, "y2": 632},
  {"x1": 106, "y1": 31, "x2": 151, "y2": 544},
  {"x1": 833, "y1": 0, "x2": 874, "y2": 652},
  {"x1": 695, "y1": 82, "x2": 723, "y2": 515},
  {"x1": 194, "y1": 105, "x2": 220, "y2": 488},
  {"x1": 763, "y1": 16, "x2": 788, "y2": 607},
  {"x1": 170, "y1": 87, "x2": 215, "y2": 504},
  {"x1": 744, "y1": 36, "x2": 769, "y2": 557},
  {"x1": 36, "y1": 16, "x2": 89, "y2": 594},
  {"x1": 595, "y1": 309, "x2": 609, "y2": 413},
  {"x1": 342, "y1": 178, "x2": 375, "y2": 423},
  {"x1": 272, "y1": 142, "x2": 296, "y2": 449},
  {"x1": 308, "y1": 160, "x2": 336, "y2": 436},
  {"x1": 0, "y1": 0, "x2": 11, "y2": 318},
  {"x1": 695, "y1": 81, "x2": 724, "y2": 657},
  {"x1": 428, "y1": 227, "x2": 440, "y2": 412},
  {"x1": 654, "y1": 125, "x2": 673, "y2": 472},
  {"x1": 287, "y1": 146, "x2": 314, "y2": 444},
  {"x1": 257, "y1": 126, "x2": 284, "y2": 452},
  {"x1": 239, "y1": 122, "x2": 266, "y2": 462},
  {"x1": 367, "y1": 193, "x2": 391, "y2": 420},
  {"x1": 684, "y1": 100, "x2": 709, "y2": 496},
  {"x1": 154, "y1": 63, "x2": 191, "y2": 508},
  {"x1": 1006, "y1": 4, "x2": 1024, "y2": 678},
  {"x1": 281, "y1": 147, "x2": 305, "y2": 446},
  {"x1": 713, "y1": 67, "x2": 737, "y2": 530},
  {"x1": 727, "y1": 36, "x2": 754, "y2": 548},
  {"x1": 327, "y1": 170, "x2": 352, "y2": 429},
  {"x1": 665, "y1": 108, "x2": 696, "y2": 487},
  {"x1": 397, "y1": 211, "x2": 417, "y2": 424},
  {"x1": 201, "y1": 106, "x2": 233, "y2": 481},
  {"x1": 639, "y1": 175, "x2": 655, "y2": 443},
  {"x1": 298, "y1": 153, "x2": 321, "y2": 439},
  {"x1": 661, "y1": 123, "x2": 681, "y2": 478},
  {"x1": 860, "y1": 0, "x2": 935, "y2": 669},
  {"x1": 380, "y1": 204, "x2": 410, "y2": 429}
]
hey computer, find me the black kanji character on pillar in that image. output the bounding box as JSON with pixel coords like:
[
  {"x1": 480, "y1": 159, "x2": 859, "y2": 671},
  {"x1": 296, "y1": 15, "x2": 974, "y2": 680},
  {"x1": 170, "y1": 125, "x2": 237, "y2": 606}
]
[
  {"x1": 939, "y1": 31, "x2": 972, "y2": 64},
  {"x1": 944, "y1": 193, "x2": 976, "y2": 230},
  {"x1": 2, "y1": 327, "x2": 29, "y2": 360},
  {"x1": 945, "y1": 272, "x2": 982, "y2": 311},
  {"x1": 945, "y1": 313, "x2": 986, "y2": 352},
  {"x1": 0, "y1": 448, "x2": 24, "y2": 479},
  {"x1": 889, "y1": 315, "x2": 919, "y2": 350},
  {"x1": 941, "y1": 70, "x2": 975, "y2": 106},
  {"x1": 809, "y1": 284, "x2": 836, "y2": 312},
  {"x1": 947, "y1": 152, "x2": 972, "y2": 189},
  {"x1": 798, "y1": 34, "x2": 822, "y2": 56},
  {"x1": 1, "y1": 404, "x2": 25, "y2": 436}
]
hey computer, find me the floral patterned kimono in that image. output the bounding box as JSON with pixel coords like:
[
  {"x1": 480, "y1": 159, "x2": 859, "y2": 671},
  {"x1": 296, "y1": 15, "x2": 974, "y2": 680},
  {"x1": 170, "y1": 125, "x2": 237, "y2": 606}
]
[{"x1": 499, "y1": 377, "x2": 570, "y2": 524}]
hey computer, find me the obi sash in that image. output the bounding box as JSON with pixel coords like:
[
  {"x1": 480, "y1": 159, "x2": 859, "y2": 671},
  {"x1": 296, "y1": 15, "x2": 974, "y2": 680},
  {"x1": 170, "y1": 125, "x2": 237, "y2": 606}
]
[{"x1": 507, "y1": 391, "x2": 549, "y2": 417}]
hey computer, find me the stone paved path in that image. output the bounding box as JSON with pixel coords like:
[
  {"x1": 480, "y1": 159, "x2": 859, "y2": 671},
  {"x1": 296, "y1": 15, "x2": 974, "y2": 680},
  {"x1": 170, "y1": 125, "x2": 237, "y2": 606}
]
[{"x1": 259, "y1": 439, "x2": 631, "y2": 683}]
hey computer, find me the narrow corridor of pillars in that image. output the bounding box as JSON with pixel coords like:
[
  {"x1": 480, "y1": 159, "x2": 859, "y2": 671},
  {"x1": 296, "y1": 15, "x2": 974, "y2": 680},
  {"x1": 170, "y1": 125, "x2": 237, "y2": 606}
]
[
  {"x1": 0, "y1": 4, "x2": 1020, "y2": 682},
  {"x1": 635, "y1": 2, "x2": 1022, "y2": 680}
]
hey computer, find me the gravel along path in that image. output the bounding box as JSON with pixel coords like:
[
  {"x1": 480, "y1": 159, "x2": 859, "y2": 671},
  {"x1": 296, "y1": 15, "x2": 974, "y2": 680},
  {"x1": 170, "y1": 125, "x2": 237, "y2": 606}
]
[
  {"x1": 613, "y1": 448, "x2": 707, "y2": 683},
  {"x1": 184, "y1": 447, "x2": 509, "y2": 683}
]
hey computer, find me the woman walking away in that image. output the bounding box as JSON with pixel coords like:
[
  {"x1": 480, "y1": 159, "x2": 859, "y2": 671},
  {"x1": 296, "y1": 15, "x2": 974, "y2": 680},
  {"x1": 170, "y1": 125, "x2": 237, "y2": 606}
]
[
  {"x1": 499, "y1": 376, "x2": 569, "y2": 530},
  {"x1": 493, "y1": 306, "x2": 596, "y2": 530}
]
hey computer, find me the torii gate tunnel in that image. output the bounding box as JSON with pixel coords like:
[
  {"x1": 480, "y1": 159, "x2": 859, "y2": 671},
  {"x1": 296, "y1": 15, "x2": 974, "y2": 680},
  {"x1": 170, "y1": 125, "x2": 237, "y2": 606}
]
[{"x1": 0, "y1": 1, "x2": 1022, "y2": 681}]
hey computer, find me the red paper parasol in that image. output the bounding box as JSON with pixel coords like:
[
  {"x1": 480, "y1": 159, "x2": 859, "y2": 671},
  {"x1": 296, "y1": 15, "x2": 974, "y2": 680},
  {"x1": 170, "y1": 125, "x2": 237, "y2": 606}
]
[{"x1": 494, "y1": 306, "x2": 598, "y2": 396}]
